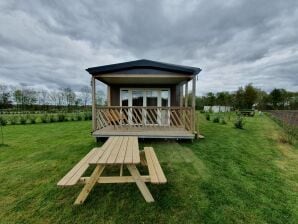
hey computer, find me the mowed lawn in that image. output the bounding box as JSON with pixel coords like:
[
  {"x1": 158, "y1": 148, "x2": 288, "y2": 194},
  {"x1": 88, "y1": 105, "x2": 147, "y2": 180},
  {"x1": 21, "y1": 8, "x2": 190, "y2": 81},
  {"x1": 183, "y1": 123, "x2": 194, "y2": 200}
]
[{"x1": 0, "y1": 114, "x2": 297, "y2": 223}]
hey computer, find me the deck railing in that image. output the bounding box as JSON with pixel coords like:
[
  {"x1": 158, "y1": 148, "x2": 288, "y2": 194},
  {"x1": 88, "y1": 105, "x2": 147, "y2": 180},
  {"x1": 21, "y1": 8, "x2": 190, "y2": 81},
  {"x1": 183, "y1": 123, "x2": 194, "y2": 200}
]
[{"x1": 95, "y1": 106, "x2": 194, "y2": 132}]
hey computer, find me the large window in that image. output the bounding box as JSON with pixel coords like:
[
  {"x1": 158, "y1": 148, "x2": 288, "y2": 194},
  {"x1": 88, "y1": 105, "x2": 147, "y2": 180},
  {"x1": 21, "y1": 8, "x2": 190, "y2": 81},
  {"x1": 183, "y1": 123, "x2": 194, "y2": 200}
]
[{"x1": 120, "y1": 88, "x2": 170, "y2": 125}]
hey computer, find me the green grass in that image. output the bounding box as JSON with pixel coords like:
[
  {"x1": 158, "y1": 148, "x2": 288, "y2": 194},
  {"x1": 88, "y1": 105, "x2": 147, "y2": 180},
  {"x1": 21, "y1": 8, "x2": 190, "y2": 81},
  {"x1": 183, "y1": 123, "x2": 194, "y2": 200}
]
[{"x1": 0, "y1": 114, "x2": 297, "y2": 223}]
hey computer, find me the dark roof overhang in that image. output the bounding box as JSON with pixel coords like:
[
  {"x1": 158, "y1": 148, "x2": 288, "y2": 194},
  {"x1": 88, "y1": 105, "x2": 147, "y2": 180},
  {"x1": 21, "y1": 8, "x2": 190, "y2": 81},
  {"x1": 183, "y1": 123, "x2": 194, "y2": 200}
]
[{"x1": 86, "y1": 59, "x2": 201, "y2": 76}]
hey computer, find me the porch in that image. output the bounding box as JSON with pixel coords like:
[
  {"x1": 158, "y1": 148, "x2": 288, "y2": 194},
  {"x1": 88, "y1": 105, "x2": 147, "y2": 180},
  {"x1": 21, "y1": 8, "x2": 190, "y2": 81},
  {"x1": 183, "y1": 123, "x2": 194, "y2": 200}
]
[{"x1": 92, "y1": 106, "x2": 195, "y2": 139}]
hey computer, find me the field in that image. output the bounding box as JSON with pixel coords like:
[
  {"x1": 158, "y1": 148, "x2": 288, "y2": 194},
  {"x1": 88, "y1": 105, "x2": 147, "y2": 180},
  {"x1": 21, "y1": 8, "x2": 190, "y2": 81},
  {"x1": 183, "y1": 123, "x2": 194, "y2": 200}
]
[{"x1": 0, "y1": 114, "x2": 297, "y2": 223}]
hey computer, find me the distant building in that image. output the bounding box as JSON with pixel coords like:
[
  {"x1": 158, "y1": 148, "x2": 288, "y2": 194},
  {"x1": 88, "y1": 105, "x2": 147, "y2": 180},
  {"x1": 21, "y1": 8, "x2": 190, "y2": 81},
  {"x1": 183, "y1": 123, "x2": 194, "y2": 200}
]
[{"x1": 204, "y1": 106, "x2": 231, "y2": 113}]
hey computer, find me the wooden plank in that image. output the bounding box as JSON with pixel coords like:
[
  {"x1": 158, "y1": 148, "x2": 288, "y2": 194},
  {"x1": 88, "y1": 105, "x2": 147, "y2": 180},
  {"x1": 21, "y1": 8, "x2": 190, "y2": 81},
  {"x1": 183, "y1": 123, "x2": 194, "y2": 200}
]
[
  {"x1": 124, "y1": 137, "x2": 134, "y2": 164},
  {"x1": 127, "y1": 164, "x2": 154, "y2": 203},
  {"x1": 97, "y1": 136, "x2": 120, "y2": 164},
  {"x1": 132, "y1": 137, "x2": 140, "y2": 164},
  {"x1": 144, "y1": 148, "x2": 158, "y2": 183},
  {"x1": 148, "y1": 148, "x2": 167, "y2": 184},
  {"x1": 106, "y1": 136, "x2": 123, "y2": 164},
  {"x1": 79, "y1": 176, "x2": 151, "y2": 184},
  {"x1": 89, "y1": 137, "x2": 115, "y2": 164},
  {"x1": 144, "y1": 147, "x2": 167, "y2": 184},
  {"x1": 57, "y1": 147, "x2": 101, "y2": 186},
  {"x1": 74, "y1": 165, "x2": 105, "y2": 205},
  {"x1": 115, "y1": 137, "x2": 129, "y2": 164}
]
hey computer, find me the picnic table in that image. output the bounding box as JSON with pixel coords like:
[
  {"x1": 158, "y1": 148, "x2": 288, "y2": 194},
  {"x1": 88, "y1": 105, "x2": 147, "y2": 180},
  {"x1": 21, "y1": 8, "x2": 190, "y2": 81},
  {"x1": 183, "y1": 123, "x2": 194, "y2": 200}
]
[{"x1": 57, "y1": 136, "x2": 166, "y2": 204}]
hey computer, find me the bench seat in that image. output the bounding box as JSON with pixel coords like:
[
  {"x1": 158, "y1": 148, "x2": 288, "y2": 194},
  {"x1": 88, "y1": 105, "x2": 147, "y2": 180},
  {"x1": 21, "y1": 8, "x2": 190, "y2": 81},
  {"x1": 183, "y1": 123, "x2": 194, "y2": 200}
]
[
  {"x1": 144, "y1": 147, "x2": 167, "y2": 184},
  {"x1": 57, "y1": 147, "x2": 101, "y2": 187}
]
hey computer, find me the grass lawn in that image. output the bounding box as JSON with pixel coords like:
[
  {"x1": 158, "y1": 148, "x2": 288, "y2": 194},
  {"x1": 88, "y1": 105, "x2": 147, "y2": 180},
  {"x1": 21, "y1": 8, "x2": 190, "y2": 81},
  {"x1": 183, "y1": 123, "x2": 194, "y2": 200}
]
[{"x1": 0, "y1": 114, "x2": 297, "y2": 223}]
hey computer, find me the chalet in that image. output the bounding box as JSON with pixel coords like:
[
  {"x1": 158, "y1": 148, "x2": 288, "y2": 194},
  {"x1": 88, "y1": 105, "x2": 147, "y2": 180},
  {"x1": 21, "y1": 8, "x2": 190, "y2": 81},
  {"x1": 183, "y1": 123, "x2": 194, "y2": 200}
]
[{"x1": 86, "y1": 59, "x2": 201, "y2": 140}]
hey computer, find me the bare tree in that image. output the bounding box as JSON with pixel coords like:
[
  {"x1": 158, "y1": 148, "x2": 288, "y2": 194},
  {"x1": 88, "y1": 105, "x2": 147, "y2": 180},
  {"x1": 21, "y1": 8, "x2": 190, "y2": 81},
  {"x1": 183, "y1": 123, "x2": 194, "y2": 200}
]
[
  {"x1": 80, "y1": 86, "x2": 91, "y2": 107},
  {"x1": 0, "y1": 84, "x2": 11, "y2": 108}
]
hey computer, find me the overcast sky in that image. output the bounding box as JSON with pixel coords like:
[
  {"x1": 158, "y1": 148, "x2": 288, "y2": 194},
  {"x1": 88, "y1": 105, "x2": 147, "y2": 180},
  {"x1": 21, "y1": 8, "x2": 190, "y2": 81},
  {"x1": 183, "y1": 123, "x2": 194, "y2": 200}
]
[{"x1": 0, "y1": 0, "x2": 297, "y2": 95}]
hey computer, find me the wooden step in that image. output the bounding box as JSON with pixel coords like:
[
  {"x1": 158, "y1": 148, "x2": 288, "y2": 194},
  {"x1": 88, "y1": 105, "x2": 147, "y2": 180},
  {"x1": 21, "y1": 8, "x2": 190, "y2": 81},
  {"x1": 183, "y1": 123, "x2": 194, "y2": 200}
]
[{"x1": 144, "y1": 147, "x2": 167, "y2": 184}]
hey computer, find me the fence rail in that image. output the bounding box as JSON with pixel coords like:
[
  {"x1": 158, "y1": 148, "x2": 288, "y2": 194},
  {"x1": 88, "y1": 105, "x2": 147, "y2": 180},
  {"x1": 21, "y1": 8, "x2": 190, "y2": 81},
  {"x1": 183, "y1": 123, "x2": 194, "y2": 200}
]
[{"x1": 95, "y1": 106, "x2": 194, "y2": 132}]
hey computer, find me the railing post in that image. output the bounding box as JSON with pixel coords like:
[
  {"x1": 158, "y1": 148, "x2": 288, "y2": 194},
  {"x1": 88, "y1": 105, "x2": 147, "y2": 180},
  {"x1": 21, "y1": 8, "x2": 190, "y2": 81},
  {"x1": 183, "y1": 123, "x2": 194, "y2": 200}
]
[
  {"x1": 91, "y1": 76, "x2": 96, "y2": 132},
  {"x1": 192, "y1": 76, "x2": 197, "y2": 135}
]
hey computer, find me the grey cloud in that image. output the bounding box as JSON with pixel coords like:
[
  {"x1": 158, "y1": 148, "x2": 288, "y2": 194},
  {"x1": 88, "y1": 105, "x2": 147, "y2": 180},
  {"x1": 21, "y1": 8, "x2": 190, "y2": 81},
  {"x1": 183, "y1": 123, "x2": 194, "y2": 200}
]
[{"x1": 0, "y1": 0, "x2": 297, "y2": 95}]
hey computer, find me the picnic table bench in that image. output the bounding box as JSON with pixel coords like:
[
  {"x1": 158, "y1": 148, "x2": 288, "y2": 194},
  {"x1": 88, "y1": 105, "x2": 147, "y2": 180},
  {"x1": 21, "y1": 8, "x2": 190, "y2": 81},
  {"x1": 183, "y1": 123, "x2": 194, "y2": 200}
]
[{"x1": 57, "y1": 136, "x2": 166, "y2": 204}]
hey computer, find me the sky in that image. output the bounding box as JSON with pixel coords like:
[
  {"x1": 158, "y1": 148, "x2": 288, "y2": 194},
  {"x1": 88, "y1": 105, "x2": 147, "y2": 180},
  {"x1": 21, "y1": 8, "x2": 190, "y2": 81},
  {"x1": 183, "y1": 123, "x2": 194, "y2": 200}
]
[{"x1": 0, "y1": 0, "x2": 297, "y2": 95}]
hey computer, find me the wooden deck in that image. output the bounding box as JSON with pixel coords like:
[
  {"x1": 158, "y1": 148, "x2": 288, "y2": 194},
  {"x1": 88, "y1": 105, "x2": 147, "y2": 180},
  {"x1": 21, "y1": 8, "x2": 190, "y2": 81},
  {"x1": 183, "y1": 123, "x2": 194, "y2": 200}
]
[{"x1": 92, "y1": 125, "x2": 195, "y2": 139}]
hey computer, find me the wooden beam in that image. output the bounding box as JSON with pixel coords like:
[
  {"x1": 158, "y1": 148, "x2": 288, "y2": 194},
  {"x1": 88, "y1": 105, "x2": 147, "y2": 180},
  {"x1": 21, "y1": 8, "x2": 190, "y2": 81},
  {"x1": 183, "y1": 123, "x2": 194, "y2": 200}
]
[
  {"x1": 192, "y1": 76, "x2": 196, "y2": 134},
  {"x1": 184, "y1": 81, "x2": 188, "y2": 107},
  {"x1": 79, "y1": 176, "x2": 151, "y2": 184},
  {"x1": 91, "y1": 76, "x2": 96, "y2": 131},
  {"x1": 107, "y1": 85, "x2": 111, "y2": 106},
  {"x1": 179, "y1": 83, "x2": 183, "y2": 107},
  {"x1": 74, "y1": 165, "x2": 105, "y2": 205}
]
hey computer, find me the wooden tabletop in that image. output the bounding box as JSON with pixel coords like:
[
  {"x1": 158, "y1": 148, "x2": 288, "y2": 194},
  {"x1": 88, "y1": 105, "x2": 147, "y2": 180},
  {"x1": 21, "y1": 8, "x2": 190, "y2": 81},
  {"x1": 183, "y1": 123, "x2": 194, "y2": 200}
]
[{"x1": 89, "y1": 136, "x2": 140, "y2": 165}]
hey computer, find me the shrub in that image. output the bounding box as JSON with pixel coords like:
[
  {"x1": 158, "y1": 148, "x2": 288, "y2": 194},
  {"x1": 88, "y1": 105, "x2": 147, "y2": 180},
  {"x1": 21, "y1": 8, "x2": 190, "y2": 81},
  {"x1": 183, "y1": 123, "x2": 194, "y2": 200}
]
[
  {"x1": 0, "y1": 116, "x2": 7, "y2": 145},
  {"x1": 30, "y1": 116, "x2": 36, "y2": 124},
  {"x1": 234, "y1": 116, "x2": 245, "y2": 129},
  {"x1": 220, "y1": 118, "x2": 227, "y2": 125},
  {"x1": 57, "y1": 114, "x2": 65, "y2": 122},
  {"x1": 0, "y1": 117, "x2": 7, "y2": 126},
  {"x1": 213, "y1": 116, "x2": 220, "y2": 123},
  {"x1": 205, "y1": 113, "x2": 210, "y2": 121},
  {"x1": 49, "y1": 115, "x2": 55, "y2": 123},
  {"x1": 77, "y1": 114, "x2": 82, "y2": 121},
  {"x1": 41, "y1": 114, "x2": 48, "y2": 123},
  {"x1": 20, "y1": 116, "x2": 27, "y2": 125},
  {"x1": 10, "y1": 116, "x2": 18, "y2": 125},
  {"x1": 83, "y1": 113, "x2": 89, "y2": 120}
]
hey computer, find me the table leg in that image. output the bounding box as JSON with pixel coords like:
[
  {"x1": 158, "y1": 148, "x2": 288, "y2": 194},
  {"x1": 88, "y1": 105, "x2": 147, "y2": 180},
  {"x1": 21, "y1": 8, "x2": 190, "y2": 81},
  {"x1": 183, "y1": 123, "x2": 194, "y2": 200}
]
[
  {"x1": 74, "y1": 165, "x2": 105, "y2": 205},
  {"x1": 126, "y1": 164, "x2": 154, "y2": 203}
]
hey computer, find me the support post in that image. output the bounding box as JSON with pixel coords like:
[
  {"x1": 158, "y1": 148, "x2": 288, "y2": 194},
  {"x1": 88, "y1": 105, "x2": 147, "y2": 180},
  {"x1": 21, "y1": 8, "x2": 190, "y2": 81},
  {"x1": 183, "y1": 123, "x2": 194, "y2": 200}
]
[
  {"x1": 107, "y1": 85, "x2": 111, "y2": 106},
  {"x1": 192, "y1": 76, "x2": 197, "y2": 136},
  {"x1": 184, "y1": 81, "x2": 188, "y2": 107},
  {"x1": 179, "y1": 83, "x2": 183, "y2": 108},
  {"x1": 91, "y1": 76, "x2": 96, "y2": 132}
]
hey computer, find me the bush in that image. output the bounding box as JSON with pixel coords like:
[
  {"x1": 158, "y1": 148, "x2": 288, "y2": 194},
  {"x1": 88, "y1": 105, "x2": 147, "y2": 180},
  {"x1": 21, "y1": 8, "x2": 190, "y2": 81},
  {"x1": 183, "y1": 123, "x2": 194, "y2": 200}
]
[
  {"x1": 220, "y1": 118, "x2": 227, "y2": 125},
  {"x1": 41, "y1": 114, "x2": 48, "y2": 123},
  {"x1": 77, "y1": 114, "x2": 82, "y2": 121},
  {"x1": 49, "y1": 115, "x2": 55, "y2": 123},
  {"x1": 10, "y1": 116, "x2": 18, "y2": 125},
  {"x1": 20, "y1": 116, "x2": 27, "y2": 125},
  {"x1": 30, "y1": 116, "x2": 36, "y2": 124},
  {"x1": 213, "y1": 116, "x2": 220, "y2": 123},
  {"x1": 57, "y1": 114, "x2": 65, "y2": 122},
  {"x1": 234, "y1": 116, "x2": 245, "y2": 129},
  {"x1": 205, "y1": 113, "x2": 210, "y2": 121},
  {"x1": 0, "y1": 117, "x2": 7, "y2": 126}
]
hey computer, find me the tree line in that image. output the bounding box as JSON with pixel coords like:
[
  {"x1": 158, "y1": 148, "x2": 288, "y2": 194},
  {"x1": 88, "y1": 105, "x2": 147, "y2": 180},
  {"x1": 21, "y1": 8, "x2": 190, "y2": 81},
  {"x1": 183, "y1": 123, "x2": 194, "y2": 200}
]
[
  {"x1": 195, "y1": 84, "x2": 298, "y2": 110},
  {"x1": 0, "y1": 84, "x2": 106, "y2": 111}
]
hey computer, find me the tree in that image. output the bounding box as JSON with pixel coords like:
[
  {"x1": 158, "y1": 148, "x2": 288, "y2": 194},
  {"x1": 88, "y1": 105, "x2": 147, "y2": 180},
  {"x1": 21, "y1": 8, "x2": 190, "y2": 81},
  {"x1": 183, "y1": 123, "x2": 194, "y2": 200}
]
[
  {"x1": 63, "y1": 88, "x2": 76, "y2": 106},
  {"x1": 80, "y1": 86, "x2": 91, "y2": 107},
  {"x1": 270, "y1": 88, "x2": 284, "y2": 109},
  {"x1": 243, "y1": 84, "x2": 258, "y2": 109},
  {"x1": 205, "y1": 92, "x2": 216, "y2": 106},
  {"x1": 0, "y1": 84, "x2": 11, "y2": 108}
]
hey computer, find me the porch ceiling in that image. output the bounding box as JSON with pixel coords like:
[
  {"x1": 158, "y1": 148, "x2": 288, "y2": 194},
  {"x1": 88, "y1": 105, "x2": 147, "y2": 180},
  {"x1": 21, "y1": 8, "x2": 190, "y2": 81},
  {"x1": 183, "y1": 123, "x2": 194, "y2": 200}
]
[{"x1": 95, "y1": 74, "x2": 193, "y2": 85}]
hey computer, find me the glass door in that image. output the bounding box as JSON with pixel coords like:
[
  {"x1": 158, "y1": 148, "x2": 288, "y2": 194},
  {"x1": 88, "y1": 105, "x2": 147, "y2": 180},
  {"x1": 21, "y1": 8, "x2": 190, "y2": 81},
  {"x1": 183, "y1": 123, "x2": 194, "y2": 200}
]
[
  {"x1": 146, "y1": 90, "x2": 158, "y2": 125},
  {"x1": 120, "y1": 88, "x2": 170, "y2": 126},
  {"x1": 132, "y1": 90, "x2": 144, "y2": 125},
  {"x1": 161, "y1": 90, "x2": 170, "y2": 125}
]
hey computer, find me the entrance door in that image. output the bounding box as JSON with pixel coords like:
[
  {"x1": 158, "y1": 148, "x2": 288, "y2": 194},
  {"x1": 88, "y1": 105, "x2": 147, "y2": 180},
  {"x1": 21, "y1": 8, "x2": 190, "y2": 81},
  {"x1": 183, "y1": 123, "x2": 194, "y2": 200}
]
[
  {"x1": 132, "y1": 90, "x2": 143, "y2": 125},
  {"x1": 120, "y1": 89, "x2": 170, "y2": 126},
  {"x1": 146, "y1": 90, "x2": 158, "y2": 125}
]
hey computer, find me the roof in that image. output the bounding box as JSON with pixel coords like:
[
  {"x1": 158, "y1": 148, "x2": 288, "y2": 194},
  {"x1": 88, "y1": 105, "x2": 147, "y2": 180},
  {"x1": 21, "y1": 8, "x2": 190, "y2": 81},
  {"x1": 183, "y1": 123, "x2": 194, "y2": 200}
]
[{"x1": 86, "y1": 59, "x2": 201, "y2": 75}]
